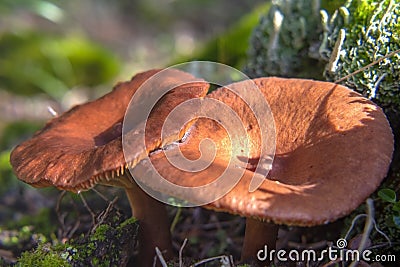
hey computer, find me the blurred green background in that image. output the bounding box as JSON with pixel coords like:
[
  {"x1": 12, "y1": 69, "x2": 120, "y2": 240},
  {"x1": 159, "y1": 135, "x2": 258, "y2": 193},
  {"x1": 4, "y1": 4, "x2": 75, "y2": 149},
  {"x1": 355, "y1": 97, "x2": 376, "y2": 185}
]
[{"x1": 0, "y1": 0, "x2": 268, "y2": 168}]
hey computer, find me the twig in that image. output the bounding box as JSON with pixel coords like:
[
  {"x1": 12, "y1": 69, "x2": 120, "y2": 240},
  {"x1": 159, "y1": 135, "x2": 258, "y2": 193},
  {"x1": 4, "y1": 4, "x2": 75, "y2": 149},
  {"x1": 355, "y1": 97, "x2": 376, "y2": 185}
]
[
  {"x1": 334, "y1": 48, "x2": 400, "y2": 84},
  {"x1": 55, "y1": 191, "x2": 82, "y2": 240},
  {"x1": 323, "y1": 199, "x2": 376, "y2": 267},
  {"x1": 47, "y1": 106, "x2": 58, "y2": 117},
  {"x1": 229, "y1": 255, "x2": 235, "y2": 266},
  {"x1": 288, "y1": 240, "x2": 328, "y2": 250},
  {"x1": 320, "y1": 258, "x2": 342, "y2": 267},
  {"x1": 372, "y1": 220, "x2": 392, "y2": 246},
  {"x1": 78, "y1": 192, "x2": 96, "y2": 225},
  {"x1": 349, "y1": 198, "x2": 375, "y2": 267},
  {"x1": 91, "y1": 187, "x2": 111, "y2": 202},
  {"x1": 179, "y1": 238, "x2": 188, "y2": 267},
  {"x1": 67, "y1": 218, "x2": 81, "y2": 239},
  {"x1": 155, "y1": 247, "x2": 168, "y2": 267},
  {"x1": 367, "y1": 241, "x2": 398, "y2": 250},
  {"x1": 191, "y1": 255, "x2": 231, "y2": 266},
  {"x1": 55, "y1": 191, "x2": 67, "y2": 230},
  {"x1": 95, "y1": 196, "x2": 119, "y2": 230},
  {"x1": 344, "y1": 214, "x2": 367, "y2": 240},
  {"x1": 170, "y1": 207, "x2": 182, "y2": 233},
  {"x1": 344, "y1": 207, "x2": 391, "y2": 247},
  {"x1": 370, "y1": 73, "x2": 387, "y2": 98}
]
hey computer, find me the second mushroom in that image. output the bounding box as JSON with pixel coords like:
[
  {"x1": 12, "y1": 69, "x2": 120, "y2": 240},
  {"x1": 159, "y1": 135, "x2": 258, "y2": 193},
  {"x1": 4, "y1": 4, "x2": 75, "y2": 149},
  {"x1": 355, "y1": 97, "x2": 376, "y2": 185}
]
[{"x1": 131, "y1": 77, "x2": 394, "y2": 265}]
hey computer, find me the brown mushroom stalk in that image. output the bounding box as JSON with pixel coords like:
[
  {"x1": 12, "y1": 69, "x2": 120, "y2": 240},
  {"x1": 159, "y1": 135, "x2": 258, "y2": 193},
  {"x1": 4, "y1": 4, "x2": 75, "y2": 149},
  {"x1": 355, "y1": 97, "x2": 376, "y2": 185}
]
[
  {"x1": 96, "y1": 170, "x2": 173, "y2": 266},
  {"x1": 10, "y1": 69, "x2": 210, "y2": 266},
  {"x1": 241, "y1": 218, "x2": 279, "y2": 264},
  {"x1": 124, "y1": 175, "x2": 173, "y2": 265}
]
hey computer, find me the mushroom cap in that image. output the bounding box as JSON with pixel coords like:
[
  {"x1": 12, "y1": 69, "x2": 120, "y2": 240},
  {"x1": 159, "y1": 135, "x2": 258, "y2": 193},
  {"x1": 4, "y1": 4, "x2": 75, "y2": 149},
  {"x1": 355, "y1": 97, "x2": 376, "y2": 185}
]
[
  {"x1": 10, "y1": 69, "x2": 209, "y2": 192},
  {"x1": 133, "y1": 77, "x2": 394, "y2": 226}
]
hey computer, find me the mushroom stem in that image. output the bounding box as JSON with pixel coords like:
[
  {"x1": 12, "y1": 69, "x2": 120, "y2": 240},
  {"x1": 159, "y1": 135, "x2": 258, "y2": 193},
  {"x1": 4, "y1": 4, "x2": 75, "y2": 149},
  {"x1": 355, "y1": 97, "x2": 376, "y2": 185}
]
[
  {"x1": 124, "y1": 177, "x2": 173, "y2": 266},
  {"x1": 241, "y1": 218, "x2": 279, "y2": 266}
]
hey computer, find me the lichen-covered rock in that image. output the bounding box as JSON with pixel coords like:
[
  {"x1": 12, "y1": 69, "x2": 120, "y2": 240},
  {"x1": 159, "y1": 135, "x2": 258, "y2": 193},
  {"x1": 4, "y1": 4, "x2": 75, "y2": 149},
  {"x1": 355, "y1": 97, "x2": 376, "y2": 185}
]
[
  {"x1": 321, "y1": 0, "x2": 400, "y2": 114},
  {"x1": 245, "y1": 0, "x2": 324, "y2": 79}
]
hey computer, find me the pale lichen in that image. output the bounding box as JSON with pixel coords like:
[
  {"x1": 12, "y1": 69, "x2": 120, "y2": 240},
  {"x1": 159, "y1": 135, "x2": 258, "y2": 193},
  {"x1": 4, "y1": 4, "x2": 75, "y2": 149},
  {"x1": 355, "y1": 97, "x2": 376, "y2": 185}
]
[
  {"x1": 321, "y1": 0, "x2": 400, "y2": 113},
  {"x1": 245, "y1": 0, "x2": 324, "y2": 79}
]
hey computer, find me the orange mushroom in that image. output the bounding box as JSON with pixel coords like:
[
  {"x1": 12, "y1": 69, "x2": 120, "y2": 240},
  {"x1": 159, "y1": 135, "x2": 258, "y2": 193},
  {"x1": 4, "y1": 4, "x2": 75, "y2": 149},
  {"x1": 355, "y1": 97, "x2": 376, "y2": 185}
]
[
  {"x1": 10, "y1": 69, "x2": 209, "y2": 266},
  {"x1": 131, "y1": 77, "x2": 394, "y2": 265}
]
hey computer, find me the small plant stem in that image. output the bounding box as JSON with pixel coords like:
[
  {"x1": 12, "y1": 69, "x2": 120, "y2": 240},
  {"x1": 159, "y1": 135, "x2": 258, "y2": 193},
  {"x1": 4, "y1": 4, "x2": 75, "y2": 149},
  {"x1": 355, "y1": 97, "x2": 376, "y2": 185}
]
[
  {"x1": 79, "y1": 192, "x2": 96, "y2": 225},
  {"x1": 170, "y1": 207, "x2": 182, "y2": 233},
  {"x1": 349, "y1": 198, "x2": 374, "y2": 267},
  {"x1": 155, "y1": 247, "x2": 168, "y2": 267},
  {"x1": 179, "y1": 238, "x2": 188, "y2": 267}
]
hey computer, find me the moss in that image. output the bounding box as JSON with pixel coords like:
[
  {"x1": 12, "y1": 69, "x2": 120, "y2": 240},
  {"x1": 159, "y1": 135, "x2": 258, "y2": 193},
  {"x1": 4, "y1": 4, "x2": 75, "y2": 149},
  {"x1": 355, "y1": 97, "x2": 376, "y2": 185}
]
[
  {"x1": 16, "y1": 243, "x2": 71, "y2": 267},
  {"x1": 245, "y1": 0, "x2": 324, "y2": 79},
  {"x1": 12, "y1": 209, "x2": 138, "y2": 267},
  {"x1": 322, "y1": 0, "x2": 400, "y2": 113},
  {"x1": 117, "y1": 217, "x2": 137, "y2": 231},
  {"x1": 66, "y1": 210, "x2": 138, "y2": 267},
  {"x1": 91, "y1": 224, "x2": 110, "y2": 242}
]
